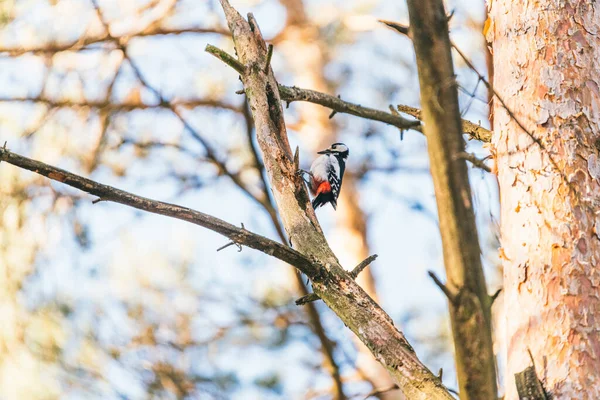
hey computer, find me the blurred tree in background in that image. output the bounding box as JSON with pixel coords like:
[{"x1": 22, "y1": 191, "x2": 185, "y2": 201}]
[{"x1": 0, "y1": 0, "x2": 499, "y2": 399}]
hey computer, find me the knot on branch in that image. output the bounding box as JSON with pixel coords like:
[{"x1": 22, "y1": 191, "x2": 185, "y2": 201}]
[{"x1": 296, "y1": 255, "x2": 378, "y2": 305}]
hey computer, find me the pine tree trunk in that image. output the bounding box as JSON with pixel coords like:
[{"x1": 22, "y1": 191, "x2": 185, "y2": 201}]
[{"x1": 490, "y1": 1, "x2": 600, "y2": 398}]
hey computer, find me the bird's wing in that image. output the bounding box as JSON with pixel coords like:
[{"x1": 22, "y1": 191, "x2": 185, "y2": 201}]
[
  {"x1": 327, "y1": 157, "x2": 341, "y2": 200},
  {"x1": 310, "y1": 154, "x2": 330, "y2": 183}
]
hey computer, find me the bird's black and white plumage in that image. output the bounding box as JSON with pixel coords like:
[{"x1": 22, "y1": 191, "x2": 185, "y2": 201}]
[{"x1": 306, "y1": 143, "x2": 349, "y2": 210}]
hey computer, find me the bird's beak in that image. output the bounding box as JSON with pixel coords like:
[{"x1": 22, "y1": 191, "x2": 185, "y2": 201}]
[{"x1": 318, "y1": 148, "x2": 332, "y2": 154}]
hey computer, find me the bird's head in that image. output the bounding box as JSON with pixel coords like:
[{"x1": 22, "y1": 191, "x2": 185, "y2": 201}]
[{"x1": 317, "y1": 143, "x2": 349, "y2": 158}]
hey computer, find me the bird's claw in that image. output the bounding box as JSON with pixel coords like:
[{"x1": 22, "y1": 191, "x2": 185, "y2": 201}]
[{"x1": 296, "y1": 169, "x2": 313, "y2": 177}]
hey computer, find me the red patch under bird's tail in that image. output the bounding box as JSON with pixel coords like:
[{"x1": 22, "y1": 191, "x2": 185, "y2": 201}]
[
  {"x1": 315, "y1": 181, "x2": 331, "y2": 195},
  {"x1": 311, "y1": 181, "x2": 336, "y2": 210}
]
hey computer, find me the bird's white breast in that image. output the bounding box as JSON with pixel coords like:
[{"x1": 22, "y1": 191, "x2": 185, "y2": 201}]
[{"x1": 310, "y1": 154, "x2": 339, "y2": 182}]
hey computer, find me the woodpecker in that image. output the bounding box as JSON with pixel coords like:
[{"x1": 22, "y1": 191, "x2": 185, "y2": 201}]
[{"x1": 299, "y1": 142, "x2": 349, "y2": 210}]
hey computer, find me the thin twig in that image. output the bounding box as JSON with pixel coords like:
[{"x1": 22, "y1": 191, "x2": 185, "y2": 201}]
[
  {"x1": 427, "y1": 271, "x2": 457, "y2": 304},
  {"x1": 205, "y1": 44, "x2": 246, "y2": 75},
  {"x1": 295, "y1": 293, "x2": 320, "y2": 305},
  {"x1": 0, "y1": 27, "x2": 230, "y2": 57},
  {"x1": 389, "y1": 104, "x2": 406, "y2": 140},
  {"x1": 299, "y1": 255, "x2": 379, "y2": 305},
  {"x1": 456, "y1": 152, "x2": 492, "y2": 173},
  {"x1": 350, "y1": 254, "x2": 378, "y2": 279},
  {"x1": 216, "y1": 241, "x2": 242, "y2": 252},
  {"x1": 1, "y1": 96, "x2": 241, "y2": 113},
  {"x1": 490, "y1": 288, "x2": 502, "y2": 305},
  {"x1": 293, "y1": 146, "x2": 300, "y2": 173},
  {"x1": 379, "y1": 20, "x2": 410, "y2": 36}
]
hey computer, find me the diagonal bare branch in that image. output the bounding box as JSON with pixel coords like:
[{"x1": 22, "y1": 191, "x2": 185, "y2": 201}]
[
  {"x1": 277, "y1": 85, "x2": 421, "y2": 132},
  {"x1": 206, "y1": 44, "x2": 491, "y2": 143},
  {"x1": 0, "y1": 146, "x2": 317, "y2": 278}
]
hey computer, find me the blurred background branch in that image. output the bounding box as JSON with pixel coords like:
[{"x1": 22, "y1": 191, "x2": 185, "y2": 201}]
[{"x1": 0, "y1": 0, "x2": 499, "y2": 399}]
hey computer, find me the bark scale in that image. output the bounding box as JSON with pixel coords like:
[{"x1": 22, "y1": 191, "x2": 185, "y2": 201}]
[{"x1": 489, "y1": 1, "x2": 600, "y2": 398}]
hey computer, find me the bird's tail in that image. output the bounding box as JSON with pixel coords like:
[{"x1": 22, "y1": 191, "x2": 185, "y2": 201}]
[
  {"x1": 312, "y1": 194, "x2": 336, "y2": 210},
  {"x1": 312, "y1": 194, "x2": 326, "y2": 210}
]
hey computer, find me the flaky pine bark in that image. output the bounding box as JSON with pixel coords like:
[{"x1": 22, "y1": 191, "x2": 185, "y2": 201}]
[
  {"x1": 489, "y1": 1, "x2": 600, "y2": 398},
  {"x1": 407, "y1": 1, "x2": 497, "y2": 399}
]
